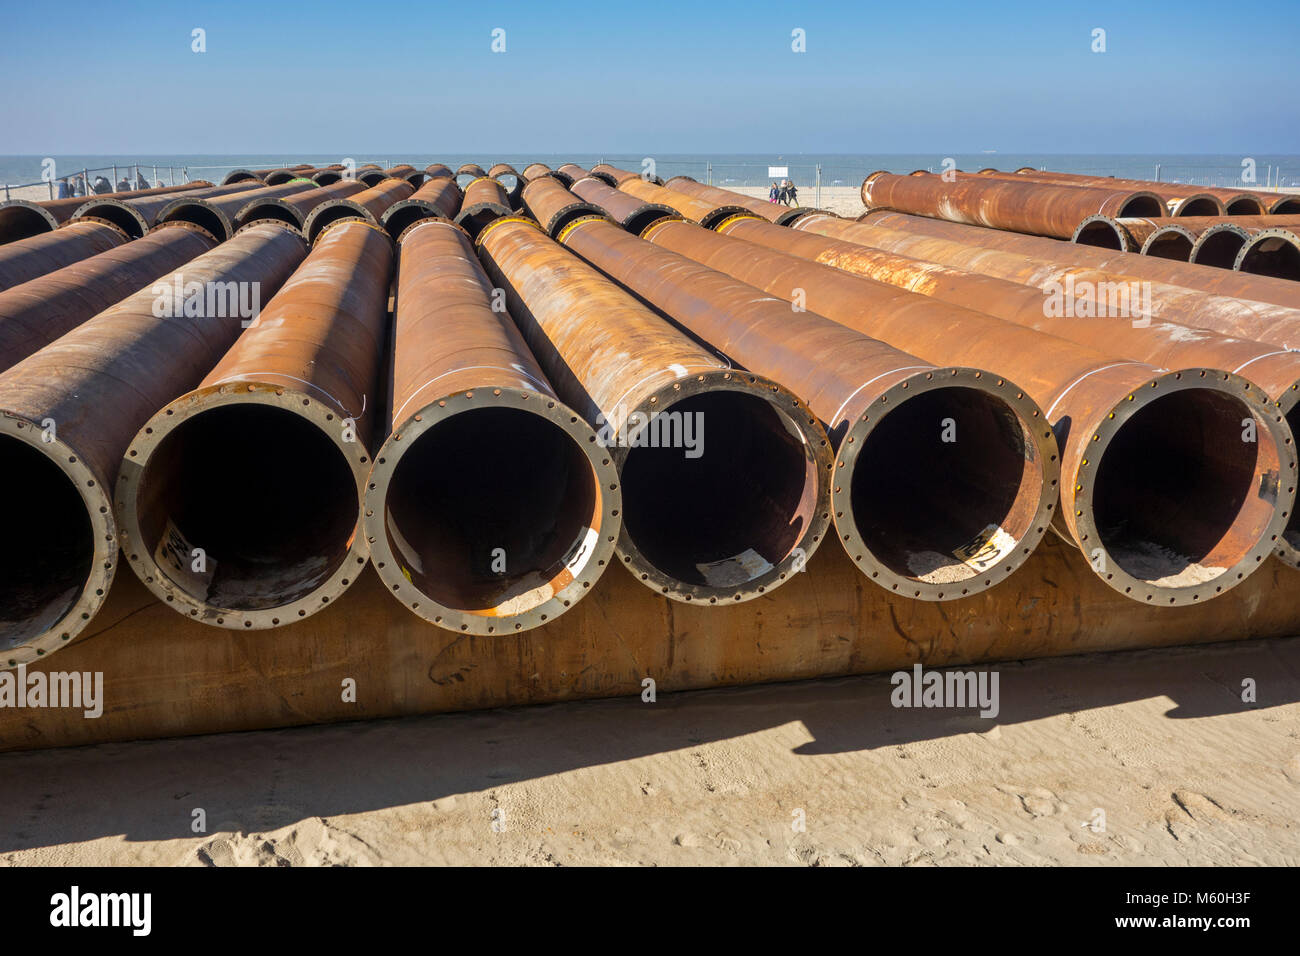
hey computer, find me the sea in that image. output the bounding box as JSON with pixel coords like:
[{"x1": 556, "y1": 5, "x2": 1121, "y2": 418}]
[{"x1": 3, "y1": 154, "x2": 1297, "y2": 191}]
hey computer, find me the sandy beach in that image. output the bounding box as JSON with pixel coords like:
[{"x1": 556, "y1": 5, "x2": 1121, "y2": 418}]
[{"x1": 1, "y1": 635, "x2": 1295, "y2": 866}]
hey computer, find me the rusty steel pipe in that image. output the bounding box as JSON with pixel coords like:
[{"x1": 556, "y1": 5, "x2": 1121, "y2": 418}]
[
  {"x1": 454, "y1": 177, "x2": 513, "y2": 237},
  {"x1": 232, "y1": 179, "x2": 368, "y2": 233},
  {"x1": 221, "y1": 169, "x2": 261, "y2": 185},
  {"x1": 1188, "y1": 223, "x2": 1254, "y2": 270},
  {"x1": 976, "y1": 169, "x2": 1226, "y2": 217},
  {"x1": 1005, "y1": 167, "x2": 1295, "y2": 216},
  {"x1": 664, "y1": 176, "x2": 812, "y2": 226},
  {"x1": 488, "y1": 166, "x2": 524, "y2": 209},
  {"x1": 617, "y1": 177, "x2": 748, "y2": 229},
  {"x1": 705, "y1": 212, "x2": 1300, "y2": 567},
  {"x1": 457, "y1": 163, "x2": 488, "y2": 179},
  {"x1": 555, "y1": 164, "x2": 590, "y2": 184},
  {"x1": 365, "y1": 220, "x2": 621, "y2": 633},
  {"x1": 476, "y1": 217, "x2": 831, "y2": 603},
  {"x1": 311, "y1": 169, "x2": 344, "y2": 186},
  {"x1": 379, "y1": 177, "x2": 463, "y2": 240},
  {"x1": 0, "y1": 222, "x2": 217, "y2": 375},
  {"x1": 862, "y1": 171, "x2": 1165, "y2": 239},
  {"x1": 356, "y1": 169, "x2": 388, "y2": 187},
  {"x1": 570, "y1": 176, "x2": 678, "y2": 235},
  {"x1": 521, "y1": 176, "x2": 610, "y2": 238},
  {"x1": 558, "y1": 215, "x2": 1057, "y2": 598},
  {"x1": 155, "y1": 180, "x2": 317, "y2": 241},
  {"x1": 1236, "y1": 229, "x2": 1300, "y2": 282},
  {"x1": 0, "y1": 223, "x2": 306, "y2": 664},
  {"x1": 789, "y1": 211, "x2": 1300, "y2": 347},
  {"x1": 301, "y1": 177, "x2": 414, "y2": 244},
  {"x1": 0, "y1": 220, "x2": 127, "y2": 292},
  {"x1": 72, "y1": 181, "x2": 263, "y2": 239},
  {"x1": 809, "y1": 211, "x2": 1300, "y2": 371},
  {"x1": 521, "y1": 163, "x2": 556, "y2": 182},
  {"x1": 840, "y1": 210, "x2": 1300, "y2": 314},
  {"x1": 116, "y1": 220, "x2": 389, "y2": 629},
  {"x1": 592, "y1": 163, "x2": 662, "y2": 186},
  {"x1": 0, "y1": 181, "x2": 213, "y2": 244},
  {"x1": 643, "y1": 214, "x2": 1290, "y2": 604}
]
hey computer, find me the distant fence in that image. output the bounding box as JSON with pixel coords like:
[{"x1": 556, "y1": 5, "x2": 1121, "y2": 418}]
[{"x1": 2, "y1": 163, "x2": 188, "y2": 201}]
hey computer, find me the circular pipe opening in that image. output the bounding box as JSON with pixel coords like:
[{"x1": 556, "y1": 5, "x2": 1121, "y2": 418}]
[
  {"x1": 1118, "y1": 195, "x2": 1165, "y2": 217},
  {"x1": 847, "y1": 387, "x2": 1045, "y2": 587},
  {"x1": 1224, "y1": 197, "x2": 1265, "y2": 214},
  {"x1": 133, "y1": 404, "x2": 358, "y2": 610},
  {"x1": 73, "y1": 201, "x2": 146, "y2": 238},
  {"x1": 381, "y1": 406, "x2": 602, "y2": 621},
  {"x1": 1270, "y1": 198, "x2": 1300, "y2": 214},
  {"x1": 619, "y1": 390, "x2": 821, "y2": 595},
  {"x1": 1143, "y1": 228, "x2": 1195, "y2": 260},
  {"x1": 1175, "y1": 197, "x2": 1222, "y2": 217},
  {"x1": 160, "y1": 201, "x2": 228, "y2": 241},
  {"x1": 1090, "y1": 388, "x2": 1281, "y2": 590},
  {"x1": 1191, "y1": 228, "x2": 1249, "y2": 269},
  {"x1": 1073, "y1": 216, "x2": 1128, "y2": 250},
  {"x1": 0, "y1": 202, "x2": 58, "y2": 242},
  {"x1": 304, "y1": 201, "x2": 370, "y2": 243},
  {"x1": 0, "y1": 435, "x2": 94, "y2": 650},
  {"x1": 1237, "y1": 233, "x2": 1300, "y2": 281}
]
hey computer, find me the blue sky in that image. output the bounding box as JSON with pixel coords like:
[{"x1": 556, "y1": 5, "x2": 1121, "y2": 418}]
[{"x1": 1, "y1": 0, "x2": 1295, "y2": 153}]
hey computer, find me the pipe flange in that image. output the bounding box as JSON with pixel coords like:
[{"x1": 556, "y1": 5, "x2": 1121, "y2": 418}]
[
  {"x1": 115, "y1": 383, "x2": 373, "y2": 630},
  {"x1": 611, "y1": 369, "x2": 834, "y2": 605},
  {"x1": 1070, "y1": 369, "x2": 1295, "y2": 605},
  {"x1": 364, "y1": 387, "x2": 623, "y2": 634},
  {"x1": 831, "y1": 367, "x2": 1060, "y2": 601},
  {"x1": 0, "y1": 412, "x2": 117, "y2": 667}
]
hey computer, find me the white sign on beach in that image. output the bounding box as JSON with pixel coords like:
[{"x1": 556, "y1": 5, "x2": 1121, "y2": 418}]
[{"x1": 768, "y1": 166, "x2": 788, "y2": 178}]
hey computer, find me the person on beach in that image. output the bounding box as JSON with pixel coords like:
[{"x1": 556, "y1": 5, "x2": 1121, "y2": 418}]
[
  {"x1": 135, "y1": 172, "x2": 149, "y2": 189},
  {"x1": 72, "y1": 175, "x2": 85, "y2": 197},
  {"x1": 769, "y1": 182, "x2": 780, "y2": 203},
  {"x1": 92, "y1": 176, "x2": 111, "y2": 194},
  {"x1": 786, "y1": 180, "x2": 798, "y2": 205},
  {"x1": 55, "y1": 178, "x2": 70, "y2": 199}
]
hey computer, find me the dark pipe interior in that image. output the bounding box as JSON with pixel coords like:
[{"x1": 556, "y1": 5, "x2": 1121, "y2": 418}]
[
  {"x1": 1074, "y1": 220, "x2": 1126, "y2": 250},
  {"x1": 307, "y1": 204, "x2": 364, "y2": 243},
  {"x1": 1192, "y1": 230, "x2": 1248, "y2": 269},
  {"x1": 1178, "y1": 197, "x2": 1221, "y2": 217},
  {"x1": 1092, "y1": 390, "x2": 1273, "y2": 588},
  {"x1": 1271, "y1": 199, "x2": 1300, "y2": 214},
  {"x1": 163, "y1": 203, "x2": 227, "y2": 241},
  {"x1": 384, "y1": 407, "x2": 600, "y2": 615},
  {"x1": 0, "y1": 205, "x2": 55, "y2": 243},
  {"x1": 1119, "y1": 196, "x2": 1165, "y2": 217},
  {"x1": 383, "y1": 203, "x2": 432, "y2": 240},
  {"x1": 0, "y1": 436, "x2": 94, "y2": 647},
  {"x1": 239, "y1": 202, "x2": 299, "y2": 229},
  {"x1": 1144, "y1": 231, "x2": 1194, "y2": 260},
  {"x1": 77, "y1": 202, "x2": 144, "y2": 238},
  {"x1": 850, "y1": 388, "x2": 1037, "y2": 584},
  {"x1": 313, "y1": 171, "x2": 342, "y2": 186},
  {"x1": 1238, "y1": 236, "x2": 1300, "y2": 281},
  {"x1": 620, "y1": 391, "x2": 816, "y2": 590},
  {"x1": 135, "y1": 405, "x2": 357, "y2": 610},
  {"x1": 1226, "y1": 198, "x2": 1266, "y2": 215}
]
